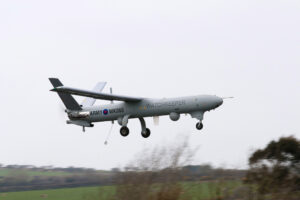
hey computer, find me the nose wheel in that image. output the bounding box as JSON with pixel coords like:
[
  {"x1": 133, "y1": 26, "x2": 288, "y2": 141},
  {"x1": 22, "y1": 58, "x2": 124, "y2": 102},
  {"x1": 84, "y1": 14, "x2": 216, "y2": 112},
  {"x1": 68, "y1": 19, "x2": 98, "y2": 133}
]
[
  {"x1": 120, "y1": 126, "x2": 129, "y2": 137},
  {"x1": 141, "y1": 128, "x2": 151, "y2": 138},
  {"x1": 196, "y1": 122, "x2": 203, "y2": 130}
]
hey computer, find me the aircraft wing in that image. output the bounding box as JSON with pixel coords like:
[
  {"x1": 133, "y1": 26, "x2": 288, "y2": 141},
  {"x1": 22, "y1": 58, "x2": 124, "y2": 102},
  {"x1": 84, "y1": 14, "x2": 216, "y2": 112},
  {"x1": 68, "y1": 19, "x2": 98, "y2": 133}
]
[{"x1": 51, "y1": 86, "x2": 143, "y2": 102}]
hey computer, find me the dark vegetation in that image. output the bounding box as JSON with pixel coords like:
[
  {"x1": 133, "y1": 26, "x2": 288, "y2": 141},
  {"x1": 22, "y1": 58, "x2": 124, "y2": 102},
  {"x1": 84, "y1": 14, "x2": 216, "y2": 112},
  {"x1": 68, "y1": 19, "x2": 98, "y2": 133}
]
[{"x1": 245, "y1": 136, "x2": 300, "y2": 200}]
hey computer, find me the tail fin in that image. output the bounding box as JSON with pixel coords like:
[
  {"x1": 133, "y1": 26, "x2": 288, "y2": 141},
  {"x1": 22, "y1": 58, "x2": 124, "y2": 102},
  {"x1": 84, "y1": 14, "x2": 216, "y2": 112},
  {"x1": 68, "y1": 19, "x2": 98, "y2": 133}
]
[
  {"x1": 49, "y1": 78, "x2": 82, "y2": 110},
  {"x1": 81, "y1": 82, "x2": 106, "y2": 107}
]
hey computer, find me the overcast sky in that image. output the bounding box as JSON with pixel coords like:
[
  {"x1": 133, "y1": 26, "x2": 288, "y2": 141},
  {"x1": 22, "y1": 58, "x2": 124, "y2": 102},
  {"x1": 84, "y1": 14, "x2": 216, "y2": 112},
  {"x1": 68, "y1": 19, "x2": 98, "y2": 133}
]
[{"x1": 0, "y1": 0, "x2": 299, "y2": 170}]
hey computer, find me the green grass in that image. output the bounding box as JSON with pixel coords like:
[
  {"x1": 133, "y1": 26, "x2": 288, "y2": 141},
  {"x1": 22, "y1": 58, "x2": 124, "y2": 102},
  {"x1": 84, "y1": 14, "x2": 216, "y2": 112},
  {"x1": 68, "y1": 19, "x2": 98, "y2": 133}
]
[
  {"x1": 182, "y1": 180, "x2": 242, "y2": 200},
  {"x1": 0, "y1": 186, "x2": 114, "y2": 200},
  {"x1": 0, "y1": 181, "x2": 241, "y2": 200}
]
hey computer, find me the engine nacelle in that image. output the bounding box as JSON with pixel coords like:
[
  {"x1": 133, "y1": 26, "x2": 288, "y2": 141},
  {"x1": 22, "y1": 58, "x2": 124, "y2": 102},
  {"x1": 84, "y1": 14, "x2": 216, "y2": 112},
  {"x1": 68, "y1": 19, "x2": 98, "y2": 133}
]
[
  {"x1": 169, "y1": 112, "x2": 180, "y2": 121},
  {"x1": 68, "y1": 111, "x2": 90, "y2": 119}
]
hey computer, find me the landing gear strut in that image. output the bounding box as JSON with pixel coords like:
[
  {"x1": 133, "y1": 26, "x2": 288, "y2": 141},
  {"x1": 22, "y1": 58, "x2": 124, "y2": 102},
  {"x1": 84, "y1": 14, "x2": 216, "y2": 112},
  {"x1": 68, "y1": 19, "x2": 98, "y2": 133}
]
[
  {"x1": 82, "y1": 126, "x2": 85, "y2": 132},
  {"x1": 196, "y1": 122, "x2": 203, "y2": 130},
  {"x1": 120, "y1": 126, "x2": 129, "y2": 137}
]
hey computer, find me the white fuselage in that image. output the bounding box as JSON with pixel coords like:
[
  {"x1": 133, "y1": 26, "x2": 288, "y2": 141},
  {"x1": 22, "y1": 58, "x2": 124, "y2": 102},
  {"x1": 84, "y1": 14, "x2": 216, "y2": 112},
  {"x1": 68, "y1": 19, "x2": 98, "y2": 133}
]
[{"x1": 71, "y1": 95, "x2": 223, "y2": 124}]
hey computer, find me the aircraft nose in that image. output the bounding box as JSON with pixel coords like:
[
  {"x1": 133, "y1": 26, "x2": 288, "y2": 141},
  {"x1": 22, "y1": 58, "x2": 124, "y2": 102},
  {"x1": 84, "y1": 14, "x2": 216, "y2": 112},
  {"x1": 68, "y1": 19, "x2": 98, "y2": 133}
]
[
  {"x1": 217, "y1": 97, "x2": 223, "y2": 106},
  {"x1": 215, "y1": 96, "x2": 223, "y2": 107}
]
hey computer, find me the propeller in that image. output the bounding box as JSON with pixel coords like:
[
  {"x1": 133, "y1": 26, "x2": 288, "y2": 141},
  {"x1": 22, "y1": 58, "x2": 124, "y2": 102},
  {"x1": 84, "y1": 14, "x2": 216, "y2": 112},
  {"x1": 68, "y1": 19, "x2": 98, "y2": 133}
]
[{"x1": 56, "y1": 102, "x2": 67, "y2": 121}]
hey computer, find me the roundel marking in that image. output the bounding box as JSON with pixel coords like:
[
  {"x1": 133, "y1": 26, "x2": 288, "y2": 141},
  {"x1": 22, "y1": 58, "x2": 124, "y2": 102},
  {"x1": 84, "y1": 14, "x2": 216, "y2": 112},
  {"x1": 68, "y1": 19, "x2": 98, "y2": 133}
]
[{"x1": 103, "y1": 109, "x2": 109, "y2": 115}]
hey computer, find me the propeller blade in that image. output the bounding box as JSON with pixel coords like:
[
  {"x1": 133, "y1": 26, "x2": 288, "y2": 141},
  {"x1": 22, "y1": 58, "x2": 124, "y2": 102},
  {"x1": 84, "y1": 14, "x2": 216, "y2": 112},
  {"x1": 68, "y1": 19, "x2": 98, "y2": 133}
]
[{"x1": 56, "y1": 102, "x2": 67, "y2": 120}]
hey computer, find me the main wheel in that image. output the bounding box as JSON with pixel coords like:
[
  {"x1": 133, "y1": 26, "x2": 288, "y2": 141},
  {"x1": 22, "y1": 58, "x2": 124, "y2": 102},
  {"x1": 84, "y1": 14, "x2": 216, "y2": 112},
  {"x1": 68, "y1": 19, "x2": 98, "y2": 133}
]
[
  {"x1": 120, "y1": 126, "x2": 129, "y2": 137},
  {"x1": 196, "y1": 122, "x2": 203, "y2": 130},
  {"x1": 141, "y1": 128, "x2": 151, "y2": 138}
]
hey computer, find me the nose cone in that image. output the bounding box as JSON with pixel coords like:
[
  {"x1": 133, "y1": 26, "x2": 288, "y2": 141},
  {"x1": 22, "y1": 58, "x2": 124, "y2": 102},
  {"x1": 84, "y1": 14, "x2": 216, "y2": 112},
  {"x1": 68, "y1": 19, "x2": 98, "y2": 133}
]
[
  {"x1": 212, "y1": 96, "x2": 223, "y2": 109},
  {"x1": 216, "y1": 96, "x2": 223, "y2": 107}
]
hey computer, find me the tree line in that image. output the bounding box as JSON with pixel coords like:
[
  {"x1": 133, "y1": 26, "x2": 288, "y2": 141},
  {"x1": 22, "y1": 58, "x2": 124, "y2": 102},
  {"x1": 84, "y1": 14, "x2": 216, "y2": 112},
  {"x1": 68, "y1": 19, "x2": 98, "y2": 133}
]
[{"x1": 0, "y1": 164, "x2": 245, "y2": 192}]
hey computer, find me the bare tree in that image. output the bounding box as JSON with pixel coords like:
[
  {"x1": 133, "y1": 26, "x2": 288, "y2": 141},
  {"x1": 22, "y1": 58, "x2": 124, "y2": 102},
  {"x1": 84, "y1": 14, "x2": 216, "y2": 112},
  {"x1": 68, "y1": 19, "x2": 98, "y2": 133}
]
[{"x1": 111, "y1": 137, "x2": 196, "y2": 200}]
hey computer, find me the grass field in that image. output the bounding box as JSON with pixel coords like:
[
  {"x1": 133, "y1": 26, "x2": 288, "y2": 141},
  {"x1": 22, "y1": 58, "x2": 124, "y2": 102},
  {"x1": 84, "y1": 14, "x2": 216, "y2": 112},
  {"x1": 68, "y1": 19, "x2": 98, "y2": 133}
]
[
  {"x1": 0, "y1": 186, "x2": 115, "y2": 200},
  {"x1": 0, "y1": 181, "x2": 241, "y2": 200},
  {"x1": 182, "y1": 180, "x2": 241, "y2": 200}
]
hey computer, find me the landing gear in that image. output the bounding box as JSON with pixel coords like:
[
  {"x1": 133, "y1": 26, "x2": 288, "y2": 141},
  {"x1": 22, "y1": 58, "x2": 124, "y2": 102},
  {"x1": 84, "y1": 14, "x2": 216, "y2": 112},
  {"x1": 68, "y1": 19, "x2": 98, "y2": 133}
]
[
  {"x1": 141, "y1": 128, "x2": 151, "y2": 138},
  {"x1": 120, "y1": 126, "x2": 129, "y2": 137},
  {"x1": 119, "y1": 115, "x2": 130, "y2": 137},
  {"x1": 191, "y1": 111, "x2": 205, "y2": 130},
  {"x1": 196, "y1": 122, "x2": 203, "y2": 130},
  {"x1": 82, "y1": 126, "x2": 85, "y2": 132},
  {"x1": 118, "y1": 116, "x2": 151, "y2": 138},
  {"x1": 139, "y1": 117, "x2": 151, "y2": 138}
]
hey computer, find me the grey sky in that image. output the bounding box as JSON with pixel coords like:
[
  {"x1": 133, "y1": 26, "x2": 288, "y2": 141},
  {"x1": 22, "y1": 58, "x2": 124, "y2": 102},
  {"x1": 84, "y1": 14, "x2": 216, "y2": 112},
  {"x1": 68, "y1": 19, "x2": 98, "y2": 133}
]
[{"x1": 0, "y1": 0, "x2": 299, "y2": 169}]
